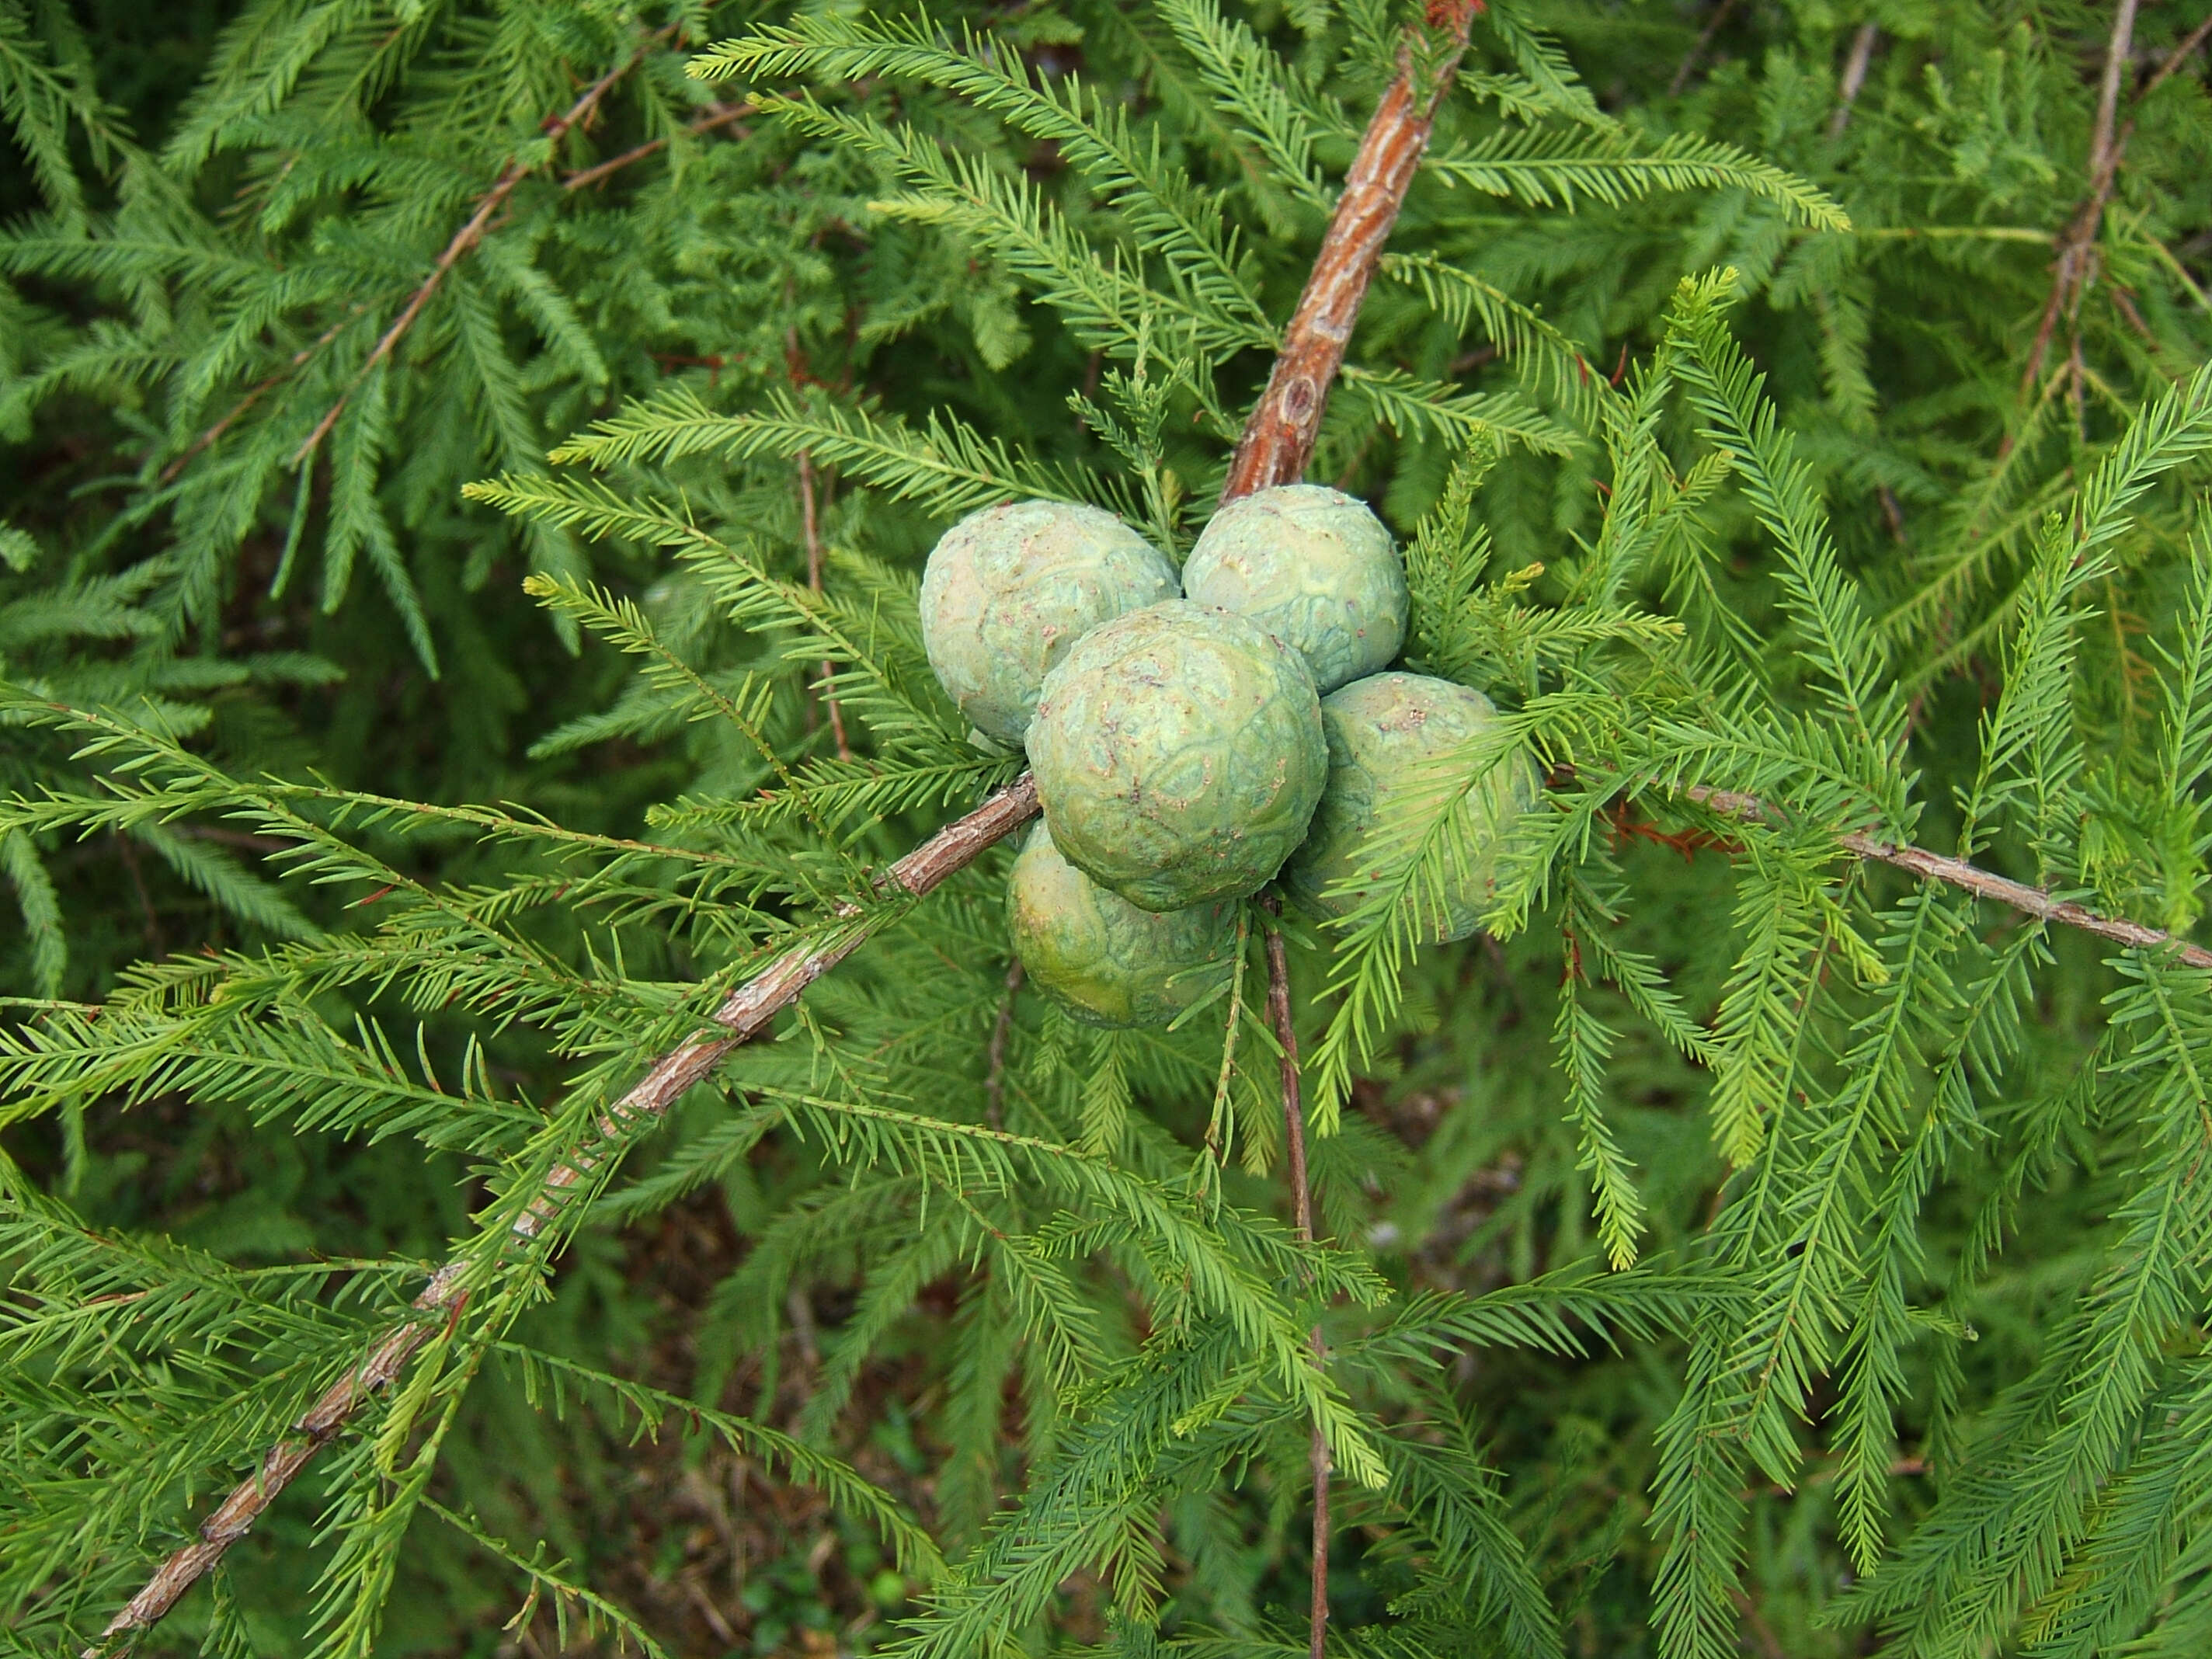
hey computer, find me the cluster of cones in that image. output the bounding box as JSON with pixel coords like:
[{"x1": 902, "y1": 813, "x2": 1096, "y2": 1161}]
[{"x1": 920, "y1": 485, "x2": 1536, "y2": 1027}]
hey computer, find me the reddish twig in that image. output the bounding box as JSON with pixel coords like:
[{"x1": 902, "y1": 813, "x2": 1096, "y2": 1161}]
[
  {"x1": 561, "y1": 100, "x2": 753, "y2": 192},
  {"x1": 1668, "y1": 0, "x2": 1741, "y2": 99},
  {"x1": 2020, "y1": 0, "x2": 2137, "y2": 393},
  {"x1": 1682, "y1": 785, "x2": 2212, "y2": 969},
  {"x1": 2141, "y1": 15, "x2": 2212, "y2": 102},
  {"x1": 1262, "y1": 903, "x2": 1316, "y2": 1244},
  {"x1": 1828, "y1": 23, "x2": 1880, "y2": 140},
  {"x1": 1605, "y1": 803, "x2": 1741, "y2": 861},
  {"x1": 90, "y1": 0, "x2": 2212, "y2": 1614},
  {"x1": 1261, "y1": 898, "x2": 1329, "y2": 1659},
  {"x1": 2014, "y1": 0, "x2": 2211, "y2": 403},
  {"x1": 160, "y1": 308, "x2": 363, "y2": 484},
  {"x1": 290, "y1": 32, "x2": 672, "y2": 468},
  {"x1": 1219, "y1": 2, "x2": 1480, "y2": 502},
  {"x1": 85, "y1": 18, "x2": 1473, "y2": 1643},
  {"x1": 1223, "y1": 16, "x2": 1490, "y2": 1648},
  {"x1": 985, "y1": 958, "x2": 1025, "y2": 1130},
  {"x1": 168, "y1": 47, "x2": 729, "y2": 485}
]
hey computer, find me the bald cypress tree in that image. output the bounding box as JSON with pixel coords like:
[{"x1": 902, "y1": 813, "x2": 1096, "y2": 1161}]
[{"x1": 6, "y1": 2, "x2": 2212, "y2": 1655}]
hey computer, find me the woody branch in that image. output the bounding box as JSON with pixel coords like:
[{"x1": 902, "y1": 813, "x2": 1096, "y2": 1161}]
[
  {"x1": 89, "y1": 9, "x2": 2212, "y2": 1649},
  {"x1": 79, "y1": 15, "x2": 1458, "y2": 1647},
  {"x1": 290, "y1": 27, "x2": 678, "y2": 468},
  {"x1": 2019, "y1": 4, "x2": 2212, "y2": 401}
]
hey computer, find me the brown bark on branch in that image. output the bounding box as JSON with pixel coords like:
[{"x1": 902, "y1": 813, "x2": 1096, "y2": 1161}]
[
  {"x1": 83, "y1": 778, "x2": 1036, "y2": 1654},
  {"x1": 85, "y1": 14, "x2": 1470, "y2": 1643},
  {"x1": 160, "y1": 308, "x2": 363, "y2": 484},
  {"x1": 1668, "y1": 0, "x2": 1741, "y2": 99},
  {"x1": 1828, "y1": 23, "x2": 1880, "y2": 140},
  {"x1": 87, "y1": 9, "x2": 2212, "y2": 1642},
  {"x1": 2016, "y1": 2, "x2": 2212, "y2": 402},
  {"x1": 1683, "y1": 785, "x2": 2212, "y2": 969},
  {"x1": 1264, "y1": 911, "x2": 1316, "y2": 1246},
  {"x1": 1226, "y1": 0, "x2": 1494, "y2": 1626},
  {"x1": 1220, "y1": 18, "x2": 1497, "y2": 1648},
  {"x1": 290, "y1": 30, "x2": 673, "y2": 468},
  {"x1": 561, "y1": 100, "x2": 753, "y2": 192},
  {"x1": 169, "y1": 42, "x2": 697, "y2": 487},
  {"x1": 92, "y1": 2, "x2": 2212, "y2": 1622},
  {"x1": 1837, "y1": 830, "x2": 2212, "y2": 967},
  {"x1": 1261, "y1": 898, "x2": 1330, "y2": 1659},
  {"x1": 1219, "y1": 3, "x2": 1480, "y2": 503},
  {"x1": 2019, "y1": 0, "x2": 2137, "y2": 402}
]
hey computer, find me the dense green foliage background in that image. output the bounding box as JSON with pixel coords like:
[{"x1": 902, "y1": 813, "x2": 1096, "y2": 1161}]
[{"x1": 5, "y1": 0, "x2": 2212, "y2": 1655}]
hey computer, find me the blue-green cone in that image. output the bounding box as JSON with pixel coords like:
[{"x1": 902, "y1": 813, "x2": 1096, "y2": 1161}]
[
  {"x1": 1286, "y1": 671, "x2": 1539, "y2": 942},
  {"x1": 1181, "y1": 484, "x2": 1407, "y2": 694},
  {"x1": 1007, "y1": 823, "x2": 1236, "y2": 1028},
  {"x1": 920, "y1": 499, "x2": 1179, "y2": 745},
  {"x1": 1028, "y1": 601, "x2": 1328, "y2": 911}
]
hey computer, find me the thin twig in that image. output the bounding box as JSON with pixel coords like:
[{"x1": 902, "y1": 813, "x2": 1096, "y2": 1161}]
[
  {"x1": 797, "y1": 450, "x2": 850, "y2": 760},
  {"x1": 1731, "y1": 1589, "x2": 1789, "y2": 1659},
  {"x1": 1669, "y1": 0, "x2": 1741, "y2": 99},
  {"x1": 1204, "y1": 910, "x2": 1253, "y2": 1174},
  {"x1": 561, "y1": 100, "x2": 753, "y2": 192},
  {"x1": 2089, "y1": 0, "x2": 2142, "y2": 173},
  {"x1": 1261, "y1": 897, "x2": 1328, "y2": 1659},
  {"x1": 2141, "y1": 14, "x2": 2212, "y2": 101},
  {"x1": 85, "y1": 20, "x2": 1470, "y2": 1641},
  {"x1": 79, "y1": 777, "x2": 1039, "y2": 1655},
  {"x1": 1219, "y1": 23, "x2": 1494, "y2": 1647},
  {"x1": 160, "y1": 308, "x2": 364, "y2": 484},
  {"x1": 1828, "y1": 23, "x2": 1880, "y2": 140},
  {"x1": 92, "y1": 753, "x2": 2212, "y2": 1647},
  {"x1": 1878, "y1": 484, "x2": 1906, "y2": 543},
  {"x1": 1838, "y1": 828, "x2": 2212, "y2": 967},
  {"x1": 2019, "y1": 0, "x2": 2142, "y2": 402},
  {"x1": 785, "y1": 1284, "x2": 822, "y2": 1372},
  {"x1": 984, "y1": 958, "x2": 1024, "y2": 1130},
  {"x1": 290, "y1": 30, "x2": 673, "y2": 468},
  {"x1": 1222, "y1": 0, "x2": 1497, "y2": 1614},
  {"x1": 169, "y1": 45, "x2": 720, "y2": 487},
  {"x1": 1263, "y1": 902, "x2": 1316, "y2": 1243},
  {"x1": 1682, "y1": 784, "x2": 2212, "y2": 969}
]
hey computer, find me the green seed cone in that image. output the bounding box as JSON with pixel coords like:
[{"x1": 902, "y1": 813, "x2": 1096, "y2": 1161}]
[
  {"x1": 1181, "y1": 484, "x2": 1407, "y2": 694},
  {"x1": 920, "y1": 500, "x2": 1179, "y2": 745},
  {"x1": 1028, "y1": 601, "x2": 1327, "y2": 910},
  {"x1": 1285, "y1": 671, "x2": 1539, "y2": 942},
  {"x1": 1007, "y1": 823, "x2": 1236, "y2": 1028}
]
